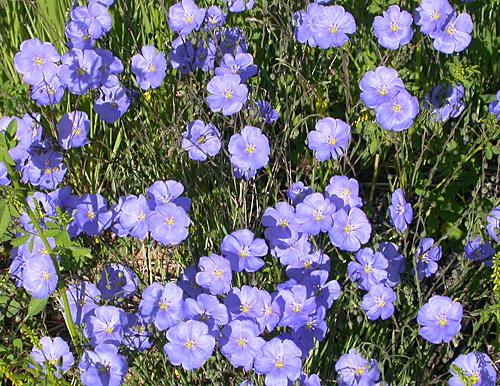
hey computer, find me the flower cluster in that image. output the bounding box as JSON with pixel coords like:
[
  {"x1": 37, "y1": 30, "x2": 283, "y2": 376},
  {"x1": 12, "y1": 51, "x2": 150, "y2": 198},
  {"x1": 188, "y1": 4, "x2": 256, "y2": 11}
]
[
  {"x1": 415, "y1": 0, "x2": 473, "y2": 54},
  {"x1": 359, "y1": 66, "x2": 419, "y2": 131}
]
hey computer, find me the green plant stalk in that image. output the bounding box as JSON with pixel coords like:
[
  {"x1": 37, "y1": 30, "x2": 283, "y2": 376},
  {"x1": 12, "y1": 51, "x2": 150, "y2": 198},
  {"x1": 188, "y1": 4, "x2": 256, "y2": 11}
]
[{"x1": 1, "y1": 153, "x2": 79, "y2": 350}]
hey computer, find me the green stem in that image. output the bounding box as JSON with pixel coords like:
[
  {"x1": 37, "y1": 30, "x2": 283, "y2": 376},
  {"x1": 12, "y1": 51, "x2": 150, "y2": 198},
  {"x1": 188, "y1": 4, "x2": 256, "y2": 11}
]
[{"x1": 2, "y1": 153, "x2": 79, "y2": 350}]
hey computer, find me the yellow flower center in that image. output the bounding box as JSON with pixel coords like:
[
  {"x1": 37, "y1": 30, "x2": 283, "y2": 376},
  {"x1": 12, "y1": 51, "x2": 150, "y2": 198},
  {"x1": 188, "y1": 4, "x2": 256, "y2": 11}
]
[
  {"x1": 215, "y1": 269, "x2": 223, "y2": 278},
  {"x1": 265, "y1": 307, "x2": 272, "y2": 316},
  {"x1": 328, "y1": 137, "x2": 337, "y2": 145},
  {"x1": 303, "y1": 260, "x2": 312, "y2": 269},
  {"x1": 43, "y1": 271, "x2": 50, "y2": 281},
  {"x1": 330, "y1": 25, "x2": 338, "y2": 34},
  {"x1": 246, "y1": 145, "x2": 255, "y2": 154},
  {"x1": 393, "y1": 103, "x2": 401, "y2": 113},
  {"x1": 48, "y1": 88, "x2": 56, "y2": 96},
  {"x1": 185, "y1": 340, "x2": 194, "y2": 350},
  {"x1": 105, "y1": 326, "x2": 114, "y2": 334},
  {"x1": 77, "y1": 68, "x2": 86, "y2": 76},
  {"x1": 438, "y1": 316, "x2": 447, "y2": 327},
  {"x1": 342, "y1": 188, "x2": 351, "y2": 197},
  {"x1": 225, "y1": 89, "x2": 233, "y2": 100},
  {"x1": 241, "y1": 305, "x2": 250, "y2": 314},
  {"x1": 139, "y1": 212, "x2": 146, "y2": 221},
  {"x1": 41, "y1": 248, "x2": 49, "y2": 255},
  {"x1": 292, "y1": 304, "x2": 302, "y2": 313},
  {"x1": 280, "y1": 219, "x2": 289, "y2": 228},
  {"x1": 364, "y1": 265, "x2": 372, "y2": 274},
  {"x1": 48, "y1": 359, "x2": 57, "y2": 366},
  {"x1": 34, "y1": 56, "x2": 44, "y2": 66},
  {"x1": 432, "y1": 11, "x2": 440, "y2": 20},
  {"x1": 238, "y1": 338, "x2": 247, "y2": 347},
  {"x1": 446, "y1": 26, "x2": 454, "y2": 36},
  {"x1": 185, "y1": 14, "x2": 194, "y2": 24},
  {"x1": 275, "y1": 359, "x2": 284, "y2": 369},
  {"x1": 83, "y1": 34, "x2": 91, "y2": 42},
  {"x1": 314, "y1": 211, "x2": 322, "y2": 222},
  {"x1": 44, "y1": 167, "x2": 52, "y2": 175},
  {"x1": 379, "y1": 86, "x2": 388, "y2": 96},
  {"x1": 239, "y1": 249, "x2": 249, "y2": 258},
  {"x1": 391, "y1": 23, "x2": 399, "y2": 32},
  {"x1": 197, "y1": 135, "x2": 206, "y2": 144},
  {"x1": 355, "y1": 367, "x2": 365, "y2": 376},
  {"x1": 148, "y1": 64, "x2": 156, "y2": 73},
  {"x1": 377, "y1": 299, "x2": 385, "y2": 308},
  {"x1": 469, "y1": 375, "x2": 479, "y2": 384},
  {"x1": 167, "y1": 218, "x2": 175, "y2": 226},
  {"x1": 344, "y1": 225, "x2": 352, "y2": 234},
  {"x1": 86, "y1": 211, "x2": 95, "y2": 220},
  {"x1": 159, "y1": 302, "x2": 168, "y2": 311}
]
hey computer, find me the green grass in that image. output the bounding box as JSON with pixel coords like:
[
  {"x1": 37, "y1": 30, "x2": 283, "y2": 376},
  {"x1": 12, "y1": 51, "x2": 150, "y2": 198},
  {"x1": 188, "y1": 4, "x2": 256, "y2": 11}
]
[{"x1": 0, "y1": 0, "x2": 499, "y2": 384}]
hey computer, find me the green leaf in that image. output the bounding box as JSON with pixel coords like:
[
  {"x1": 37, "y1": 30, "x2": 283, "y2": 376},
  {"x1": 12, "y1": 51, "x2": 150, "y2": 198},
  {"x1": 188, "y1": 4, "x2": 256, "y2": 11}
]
[
  {"x1": 68, "y1": 245, "x2": 92, "y2": 258},
  {"x1": 28, "y1": 297, "x2": 48, "y2": 317},
  {"x1": 10, "y1": 233, "x2": 31, "y2": 247},
  {"x1": 0, "y1": 199, "x2": 10, "y2": 237}
]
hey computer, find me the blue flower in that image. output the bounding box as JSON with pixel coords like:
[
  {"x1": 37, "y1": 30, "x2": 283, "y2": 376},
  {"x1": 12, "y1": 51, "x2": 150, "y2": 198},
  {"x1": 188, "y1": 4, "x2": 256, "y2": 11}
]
[
  {"x1": 139, "y1": 282, "x2": 184, "y2": 331},
  {"x1": 168, "y1": 0, "x2": 206, "y2": 36},
  {"x1": 335, "y1": 348, "x2": 381, "y2": 386},
  {"x1": 228, "y1": 126, "x2": 270, "y2": 179},
  {"x1": 310, "y1": 5, "x2": 356, "y2": 49},
  {"x1": 307, "y1": 118, "x2": 350, "y2": 161},
  {"x1": 79, "y1": 344, "x2": 128, "y2": 386},
  {"x1": 63, "y1": 281, "x2": 101, "y2": 325},
  {"x1": 147, "y1": 180, "x2": 191, "y2": 212},
  {"x1": 131, "y1": 46, "x2": 167, "y2": 90},
  {"x1": 225, "y1": 285, "x2": 264, "y2": 322},
  {"x1": 72, "y1": 194, "x2": 112, "y2": 236},
  {"x1": 417, "y1": 295, "x2": 462, "y2": 344},
  {"x1": 375, "y1": 90, "x2": 419, "y2": 131},
  {"x1": 196, "y1": 254, "x2": 232, "y2": 295},
  {"x1": 181, "y1": 120, "x2": 221, "y2": 161},
  {"x1": 30, "y1": 336, "x2": 74, "y2": 378},
  {"x1": 373, "y1": 5, "x2": 413, "y2": 50},
  {"x1": 220, "y1": 319, "x2": 265, "y2": 371},
  {"x1": 464, "y1": 237, "x2": 494, "y2": 267},
  {"x1": 287, "y1": 182, "x2": 313, "y2": 205},
  {"x1": 425, "y1": 83, "x2": 465, "y2": 122},
  {"x1": 325, "y1": 175, "x2": 363, "y2": 210},
  {"x1": 359, "y1": 66, "x2": 405, "y2": 109},
  {"x1": 14, "y1": 38, "x2": 60, "y2": 86},
  {"x1": 148, "y1": 203, "x2": 190, "y2": 245},
  {"x1": 215, "y1": 53, "x2": 258, "y2": 83},
  {"x1": 388, "y1": 188, "x2": 413, "y2": 232},
  {"x1": 207, "y1": 74, "x2": 248, "y2": 115},
  {"x1": 361, "y1": 284, "x2": 396, "y2": 320},
  {"x1": 221, "y1": 229, "x2": 268, "y2": 272},
  {"x1": 254, "y1": 338, "x2": 302, "y2": 386},
  {"x1": 277, "y1": 284, "x2": 316, "y2": 331},
  {"x1": 430, "y1": 12, "x2": 473, "y2": 54},
  {"x1": 97, "y1": 263, "x2": 138, "y2": 300},
  {"x1": 94, "y1": 78, "x2": 132, "y2": 123},
  {"x1": 348, "y1": 248, "x2": 388, "y2": 291},
  {"x1": 84, "y1": 305, "x2": 128, "y2": 346},
  {"x1": 124, "y1": 313, "x2": 153, "y2": 352},
  {"x1": 415, "y1": 237, "x2": 442, "y2": 280},
  {"x1": 57, "y1": 111, "x2": 90, "y2": 149},
  {"x1": 449, "y1": 352, "x2": 497, "y2": 386},
  {"x1": 116, "y1": 194, "x2": 150, "y2": 239},
  {"x1": 262, "y1": 201, "x2": 300, "y2": 248},
  {"x1": 415, "y1": 0, "x2": 453, "y2": 35},
  {"x1": 183, "y1": 293, "x2": 229, "y2": 337},
  {"x1": 486, "y1": 207, "x2": 499, "y2": 243},
  {"x1": 58, "y1": 49, "x2": 102, "y2": 95},
  {"x1": 329, "y1": 207, "x2": 371, "y2": 252},
  {"x1": 164, "y1": 320, "x2": 215, "y2": 370},
  {"x1": 23, "y1": 255, "x2": 57, "y2": 299},
  {"x1": 295, "y1": 193, "x2": 335, "y2": 236},
  {"x1": 256, "y1": 100, "x2": 279, "y2": 125}
]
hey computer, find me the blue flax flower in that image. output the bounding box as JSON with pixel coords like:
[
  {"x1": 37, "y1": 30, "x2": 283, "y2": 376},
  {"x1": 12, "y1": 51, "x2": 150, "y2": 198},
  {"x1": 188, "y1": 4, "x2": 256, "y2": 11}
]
[
  {"x1": 426, "y1": 84, "x2": 465, "y2": 122},
  {"x1": 291, "y1": 308, "x2": 327, "y2": 358},
  {"x1": 94, "y1": 79, "x2": 132, "y2": 123},
  {"x1": 164, "y1": 320, "x2": 215, "y2": 370},
  {"x1": 169, "y1": 37, "x2": 196, "y2": 75},
  {"x1": 84, "y1": 305, "x2": 127, "y2": 346},
  {"x1": 307, "y1": 117, "x2": 350, "y2": 161},
  {"x1": 431, "y1": 12, "x2": 473, "y2": 54},
  {"x1": 335, "y1": 348, "x2": 381, "y2": 386},
  {"x1": 223, "y1": 0, "x2": 254, "y2": 13},
  {"x1": 325, "y1": 175, "x2": 362, "y2": 209},
  {"x1": 415, "y1": 0, "x2": 453, "y2": 35},
  {"x1": 379, "y1": 242, "x2": 405, "y2": 287},
  {"x1": 278, "y1": 284, "x2": 316, "y2": 331},
  {"x1": 31, "y1": 75, "x2": 65, "y2": 106},
  {"x1": 72, "y1": 194, "x2": 112, "y2": 236},
  {"x1": 22, "y1": 149, "x2": 67, "y2": 190},
  {"x1": 330, "y1": 207, "x2": 371, "y2": 252},
  {"x1": 221, "y1": 229, "x2": 268, "y2": 272},
  {"x1": 97, "y1": 263, "x2": 138, "y2": 300},
  {"x1": 79, "y1": 344, "x2": 128, "y2": 386},
  {"x1": 256, "y1": 289, "x2": 281, "y2": 332},
  {"x1": 361, "y1": 284, "x2": 396, "y2": 320},
  {"x1": 63, "y1": 281, "x2": 101, "y2": 325},
  {"x1": 348, "y1": 248, "x2": 388, "y2": 291},
  {"x1": 58, "y1": 49, "x2": 102, "y2": 95},
  {"x1": 183, "y1": 293, "x2": 229, "y2": 337},
  {"x1": 14, "y1": 38, "x2": 60, "y2": 86},
  {"x1": 139, "y1": 282, "x2": 184, "y2": 331},
  {"x1": 262, "y1": 201, "x2": 300, "y2": 248},
  {"x1": 23, "y1": 255, "x2": 57, "y2": 299},
  {"x1": 215, "y1": 53, "x2": 258, "y2": 82},
  {"x1": 168, "y1": 0, "x2": 206, "y2": 35},
  {"x1": 417, "y1": 295, "x2": 463, "y2": 344},
  {"x1": 116, "y1": 194, "x2": 150, "y2": 239},
  {"x1": 57, "y1": 111, "x2": 90, "y2": 149},
  {"x1": 177, "y1": 266, "x2": 203, "y2": 298},
  {"x1": 225, "y1": 285, "x2": 264, "y2": 322},
  {"x1": 207, "y1": 74, "x2": 248, "y2": 115},
  {"x1": 205, "y1": 6, "x2": 226, "y2": 29},
  {"x1": 124, "y1": 313, "x2": 153, "y2": 351},
  {"x1": 228, "y1": 126, "x2": 270, "y2": 179},
  {"x1": 254, "y1": 338, "x2": 302, "y2": 386},
  {"x1": 131, "y1": 46, "x2": 167, "y2": 90},
  {"x1": 287, "y1": 182, "x2": 313, "y2": 205},
  {"x1": 486, "y1": 207, "x2": 499, "y2": 243},
  {"x1": 388, "y1": 188, "x2": 413, "y2": 232},
  {"x1": 296, "y1": 193, "x2": 335, "y2": 235},
  {"x1": 416, "y1": 237, "x2": 442, "y2": 280},
  {"x1": 196, "y1": 254, "x2": 232, "y2": 295},
  {"x1": 359, "y1": 66, "x2": 405, "y2": 109},
  {"x1": 489, "y1": 91, "x2": 500, "y2": 120},
  {"x1": 147, "y1": 180, "x2": 191, "y2": 212},
  {"x1": 376, "y1": 90, "x2": 419, "y2": 131},
  {"x1": 148, "y1": 203, "x2": 190, "y2": 245},
  {"x1": 464, "y1": 237, "x2": 494, "y2": 266},
  {"x1": 311, "y1": 5, "x2": 356, "y2": 49},
  {"x1": 220, "y1": 319, "x2": 265, "y2": 371},
  {"x1": 373, "y1": 5, "x2": 413, "y2": 50},
  {"x1": 30, "y1": 336, "x2": 74, "y2": 378},
  {"x1": 181, "y1": 120, "x2": 221, "y2": 161},
  {"x1": 286, "y1": 250, "x2": 330, "y2": 280},
  {"x1": 294, "y1": 3, "x2": 325, "y2": 47},
  {"x1": 449, "y1": 352, "x2": 497, "y2": 386},
  {"x1": 256, "y1": 100, "x2": 279, "y2": 125},
  {"x1": 70, "y1": 2, "x2": 112, "y2": 39}
]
